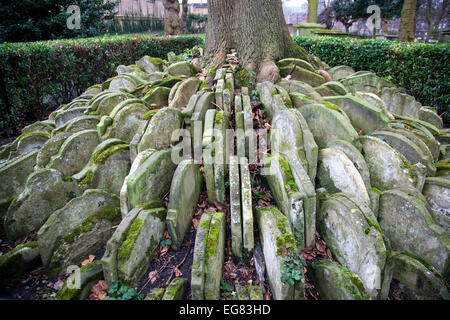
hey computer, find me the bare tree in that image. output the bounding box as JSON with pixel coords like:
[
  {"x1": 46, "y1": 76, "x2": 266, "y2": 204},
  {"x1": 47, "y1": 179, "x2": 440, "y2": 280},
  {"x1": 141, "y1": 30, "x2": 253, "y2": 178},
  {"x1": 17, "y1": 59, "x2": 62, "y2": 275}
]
[
  {"x1": 181, "y1": 0, "x2": 188, "y2": 34},
  {"x1": 399, "y1": 0, "x2": 418, "y2": 41},
  {"x1": 162, "y1": 0, "x2": 181, "y2": 35},
  {"x1": 426, "y1": 0, "x2": 448, "y2": 41}
]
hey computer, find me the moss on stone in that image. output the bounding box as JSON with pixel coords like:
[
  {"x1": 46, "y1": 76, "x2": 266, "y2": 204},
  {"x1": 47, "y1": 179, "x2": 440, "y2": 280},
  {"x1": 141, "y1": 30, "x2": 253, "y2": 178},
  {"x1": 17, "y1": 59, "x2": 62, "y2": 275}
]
[
  {"x1": 93, "y1": 144, "x2": 129, "y2": 165},
  {"x1": 278, "y1": 156, "x2": 299, "y2": 195},
  {"x1": 118, "y1": 217, "x2": 143, "y2": 262},
  {"x1": 143, "y1": 110, "x2": 158, "y2": 120},
  {"x1": 17, "y1": 132, "x2": 50, "y2": 143},
  {"x1": 136, "y1": 200, "x2": 165, "y2": 210},
  {"x1": 77, "y1": 169, "x2": 94, "y2": 190},
  {"x1": 235, "y1": 69, "x2": 252, "y2": 88},
  {"x1": 214, "y1": 111, "x2": 223, "y2": 125}
]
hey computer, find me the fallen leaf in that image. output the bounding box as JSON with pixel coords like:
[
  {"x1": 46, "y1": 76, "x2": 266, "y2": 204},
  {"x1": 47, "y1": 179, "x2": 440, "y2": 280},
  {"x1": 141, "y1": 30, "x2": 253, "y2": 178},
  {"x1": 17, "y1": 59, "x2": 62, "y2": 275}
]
[
  {"x1": 192, "y1": 218, "x2": 200, "y2": 230},
  {"x1": 174, "y1": 267, "x2": 183, "y2": 277},
  {"x1": 81, "y1": 254, "x2": 95, "y2": 266},
  {"x1": 148, "y1": 270, "x2": 158, "y2": 284}
]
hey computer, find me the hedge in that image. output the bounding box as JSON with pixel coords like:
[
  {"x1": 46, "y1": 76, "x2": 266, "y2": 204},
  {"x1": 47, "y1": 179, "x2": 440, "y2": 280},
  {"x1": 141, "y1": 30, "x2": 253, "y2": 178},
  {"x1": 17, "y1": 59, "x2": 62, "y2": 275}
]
[
  {"x1": 0, "y1": 34, "x2": 204, "y2": 134},
  {"x1": 294, "y1": 36, "x2": 450, "y2": 124}
]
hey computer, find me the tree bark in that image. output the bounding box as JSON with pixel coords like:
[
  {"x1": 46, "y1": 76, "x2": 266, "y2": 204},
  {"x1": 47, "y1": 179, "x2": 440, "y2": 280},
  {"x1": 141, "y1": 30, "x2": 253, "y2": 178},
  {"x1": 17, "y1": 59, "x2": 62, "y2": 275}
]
[
  {"x1": 204, "y1": 0, "x2": 307, "y2": 82},
  {"x1": 398, "y1": 0, "x2": 418, "y2": 42},
  {"x1": 426, "y1": 0, "x2": 448, "y2": 41},
  {"x1": 181, "y1": 0, "x2": 188, "y2": 34},
  {"x1": 163, "y1": 0, "x2": 181, "y2": 35},
  {"x1": 307, "y1": 0, "x2": 319, "y2": 23}
]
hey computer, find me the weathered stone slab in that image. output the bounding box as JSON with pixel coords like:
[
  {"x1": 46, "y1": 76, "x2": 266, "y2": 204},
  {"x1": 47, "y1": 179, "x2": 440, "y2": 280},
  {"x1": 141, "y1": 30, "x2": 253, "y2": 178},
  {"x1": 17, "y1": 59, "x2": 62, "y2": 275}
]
[
  {"x1": 277, "y1": 58, "x2": 316, "y2": 72},
  {"x1": 310, "y1": 260, "x2": 370, "y2": 300},
  {"x1": 341, "y1": 72, "x2": 394, "y2": 94},
  {"x1": 229, "y1": 156, "x2": 242, "y2": 260},
  {"x1": 271, "y1": 109, "x2": 308, "y2": 175},
  {"x1": 143, "y1": 86, "x2": 171, "y2": 107},
  {"x1": 15, "y1": 132, "x2": 49, "y2": 155},
  {"x1": 0, "y1": 150, "x2": 38, "y2": 209},
  {"x1": 318, "y1": 148, "x2": 370, "y2": 207},
  {"x1": 203, "y1": 210, "x2": 226, "y2": 300},
  {"x1": 95, "y1": 93, "x2": 131, "y2": 116},
  {"x1": 102, "y1": 207, "x2": 141, "y2": 287},
  {"x1": 55, "y1": 261, "x2": 103, "y2": 300},
  {"x1": 419, "y1": 107, "x2": 443, "y2": 129},
  {"x1": 37, "y1": 189, "x2": 120, "y2": 273},
  {"x1": 102, "y1": 103, "x2": 148, "y2": 143},
  {"x1": 240, "y1": 157, "x2": 254, "y2": 259},
  {"x1": 138, "y1": 107, "x2": 182, "y2": 152},
  {"x1": 202, "y1": 109, "x2": 216, "y2": 148},
  {"x1": 381, "y1": 126, "x2": 438, "y2": 163},
  {"x1": 22, "y1": 121, "x2": 55, "y2": 135},
  {"x1": 318, "y1": 194, "x2": 388, "y2": 299},
  {"x1": 117, "y1": 207, "x2": 166, "y2": 286},
  {"x1": 168, "y1": 61, "x2": 196, "y2": 77},
  {"x1": 136, "y1": 56, "x2": 166, "y2": 73},
  {"x1": 328, "y1": 65, "x2": 355, "y2": 81},
  {"x1": 323, "y1": 96, "x2": 389, "y2": 132},
  {"x1": 391, "y1": 253, "x2": 449, "y2": 300},
  {"x1": 264, "y1": 154, "x2": 306, "y2": 249},
  {"x1": 213, "y1": 111, "x2": 227, "y2": 204},
  {"x1": 167, "y1": 160, "x2": 203, "y2": 250},
  {"x1": 256, "y1": 81, "x2": 277, "y2": 120},
  {"x1": 145, "y1": 288, "x2": 165, "y2": 300},
  {"x1": 162, "y1": 278, "x2": 188, "y2": 300},
  {"x1": 255, "y1": 206, "x2": 305, "y2": 300},
  {"x1": 109, "y1": 75, "x2": 138, "y2": 91},
  {"x1": 358, "y1": 136, "x2": 415, "y2": 191},
  {"x1": 379, "y1": 189, "x2": 449, "y2": 277},
  {"x1": 290, "y1": 92, "x2": 314, "y2": 108},
  {"x1": 315, "y1": 81, "x2": 348, "y2": 96},
  {"x1": 191, "y1": 211, "x2": 212, "y2": 300},
  {"x1": 372, "y1": 130, "x2": 435, "y2": 176},
  {"x1": 422, "y1": 177, "x2": 450, "y2": 234},
  {"x1": 169, "y1": 78, "x2": 201, "y2": 110},
  {"x1": 298, "y1": 103, "x2": 359, "y2": 149},
  {"x1": 380, "y1": 87, "x2": 421, "y2": 118},
  {"x1": 182, "y1": 90, "x2": 204, "y2": 120},
  {"x1": 35, "y1": 133, "x2": 72, "y2": 169},
  {"x1": 355, "y1": 91, "x2": 394, "y2": 121},
  {"x1": 285, "y1": 155, "x2": 317, "y2": 249},
  {"x1": 248, "y1": 286, "x2": 264, "y2": 300},
  {"x1": 281, "y1": 65, "x2": 326, "y2": 87},
  {"x1": 4, "y1": 169, "x2": 77, "y2": 243},
  {"x1": 61, "y1": 116, "x2": 100, "y2": 134},
  {"x1": 0, "y1": 241, "x2": 40, "y2": 288},
  {"x1": 126, "y1": 149, "x2": 177, "y2": 209},
  {"x1": 190, "y1": 91, "x2": 215, "y2": 133},
  {"x1": 54, "y1": 107, "x2": 88, "y2": 128},
  {"x1": 48, "y1": 130, "x2": 100, "y2": 176},
  {"x1": 276, "y1": 80, "x2": 322, "y2": 102},
  {"x1": 234, "y1": 95, "x2": 244, "y2": 131},
  {"x1": 75, "y1": 142, "x2": 130, "y2": 195},
  {"x1": 215, "y1": 79, "x2": 224, "y2": 110},
  {"x1": 242, "y1": 94, "x2": 255, "y2": 160}
]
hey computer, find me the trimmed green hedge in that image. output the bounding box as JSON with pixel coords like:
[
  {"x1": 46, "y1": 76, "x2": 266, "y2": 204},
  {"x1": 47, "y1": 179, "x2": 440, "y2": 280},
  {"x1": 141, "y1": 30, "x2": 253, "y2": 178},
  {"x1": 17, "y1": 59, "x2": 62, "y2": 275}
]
[
  {"x1": 294, "y1": 36, "x2": 450, "y2": 123},
  {"x1": 0, "y1": 34, "x2": 204, "y2": 134}
]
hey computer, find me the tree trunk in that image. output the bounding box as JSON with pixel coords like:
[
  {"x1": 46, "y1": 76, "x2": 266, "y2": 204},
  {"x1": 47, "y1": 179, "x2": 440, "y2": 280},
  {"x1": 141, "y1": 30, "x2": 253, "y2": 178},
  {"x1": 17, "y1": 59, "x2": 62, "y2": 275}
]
[
  {"x1": 204, "y1": 0, "x2": 307, "y2": 82},
  {"x1": 398, "y1": 0, "x2": 418, "y2": 42},
  {"x1": 307, "y1": 0, "x2": 319, "y2": 23},
  {"x1": 163, "y1": 0, "x2": 181, "y2": 35},
  {"x1": 181, "y1": 0, "x2": 188, "y2": 34},
  {"x1": 382, "y1": 18, "x2": 389, "y2": 35}
]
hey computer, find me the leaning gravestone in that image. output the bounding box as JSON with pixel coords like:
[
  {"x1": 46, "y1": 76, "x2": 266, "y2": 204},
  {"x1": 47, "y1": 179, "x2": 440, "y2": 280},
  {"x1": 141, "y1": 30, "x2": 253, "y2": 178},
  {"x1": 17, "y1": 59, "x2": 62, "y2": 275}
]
[
  {"x1": 47, "y1": 130, "x2": 100, "y2": 176},
  {"x1": 422, "y1": 177, "x2": 450, "y2": 234},
  {"x1": 378, "y1": 188, "x2": 449, "y2": 278},
  {"x1": 166, "y1": 160, "x2": 203, "y2": 250},
  {"x1": 4, "y1": 169, "x2": 78, "y2": 243},
  {"x1": 256, "y1": 206, "x2": 305, "y2": 300},
  {"x1": 126, "y1": 149, "x2": 177, "y2": 209},
  {"x1": 37, "y1": 189, "x2": 120, "y2": 273}
]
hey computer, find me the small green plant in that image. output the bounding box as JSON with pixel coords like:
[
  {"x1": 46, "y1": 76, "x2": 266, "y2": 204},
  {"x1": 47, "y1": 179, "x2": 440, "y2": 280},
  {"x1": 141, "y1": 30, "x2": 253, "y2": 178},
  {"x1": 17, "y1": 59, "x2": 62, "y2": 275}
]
[
  {"x1": 220, "y1": 280, "x2": 234, "y2": 297},
  {"x1": 251, "y1": 89, "x2": 259, "y2": 101},
  {"x1": 280, "y1": 252, "x2": 306, "y2": 286},
  {"x1": 103, "y1": 281, "x2": 144, "y2": 300},
  {"x1": 253, "y1": 190, "x2": 266, "y2": 200}
]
